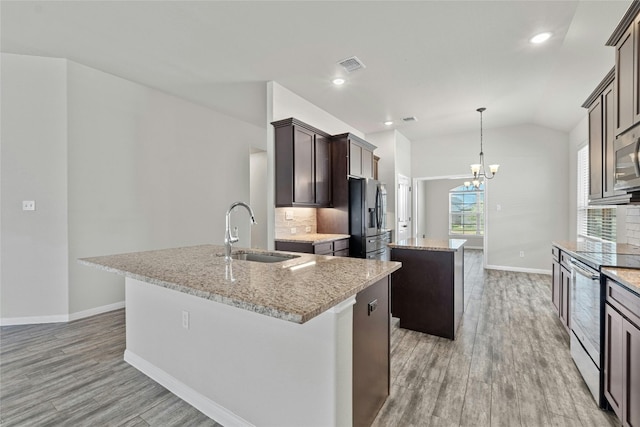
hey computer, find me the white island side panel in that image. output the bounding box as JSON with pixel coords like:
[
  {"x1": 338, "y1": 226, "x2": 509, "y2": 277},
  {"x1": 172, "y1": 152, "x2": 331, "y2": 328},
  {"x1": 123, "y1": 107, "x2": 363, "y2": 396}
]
[{"x1": 124, "y1": 277, "x2": 354, "y2": 427}]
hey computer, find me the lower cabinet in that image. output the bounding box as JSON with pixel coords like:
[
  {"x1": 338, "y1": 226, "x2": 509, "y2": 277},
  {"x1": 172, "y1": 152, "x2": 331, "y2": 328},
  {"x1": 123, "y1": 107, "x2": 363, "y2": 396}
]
[
  {"x1": 352, "y1": 276, "x2": 390, "y2": 427},
  {"x1": 275, "y1": 238, "x2": 350, "y2": 257},
  {"x1": 604, "y1": 278, "x2": 640, "y2": 426},
  {"x1": 551, "y1": 246, "x2": 571, "y2": 332}
]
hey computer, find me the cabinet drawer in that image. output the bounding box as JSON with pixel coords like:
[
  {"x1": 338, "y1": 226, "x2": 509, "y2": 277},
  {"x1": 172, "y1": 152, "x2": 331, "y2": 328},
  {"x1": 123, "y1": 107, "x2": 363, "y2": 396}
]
[
  {"x1": 607, "y1": 279, "x2": 640, "y2": 327},
  {"x1": 334, "y1": 238, "x2": 349, "y2": 251},
  {"x1": 314, "y1": 241, "x2": 334, "y2": 255},
  {"x1": 560, "y1": 251, "x2": 572, "y2": 268},
  {"x1": 552, "y1": 246, "x2": 560, "y2": 262},
  {"x1": 334, "y1": 248, "x2": 349, "y2": 257}
]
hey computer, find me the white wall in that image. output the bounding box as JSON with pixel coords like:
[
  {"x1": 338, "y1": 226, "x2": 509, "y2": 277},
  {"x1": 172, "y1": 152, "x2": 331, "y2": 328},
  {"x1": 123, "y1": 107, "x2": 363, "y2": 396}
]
[
  {"x1": 250, "y1": 150, "x2": 268, "y2": 249},
  {"x1": 417, "y1": 178, "x2": 484, "y2": 248},
  {"x1": 412, "y1": 124, "x2": 570, "y2": 273},
  {"x1": 568, "y1": 116, "x2": 587, "y2": 242},
  {"x1": 1, "y1": 54, "x2": 70, "y2": 320},
  {"x1": 1, "y1": 54, "x2": 265, "y2": 322}
]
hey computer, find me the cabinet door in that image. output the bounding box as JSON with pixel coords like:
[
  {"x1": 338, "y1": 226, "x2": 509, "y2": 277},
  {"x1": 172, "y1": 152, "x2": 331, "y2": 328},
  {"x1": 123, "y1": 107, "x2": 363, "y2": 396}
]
[
  {"x1": 616, "y1": 24, "x2": 635, "y2": 136},
  {"x1": 315, "y1": 134, "x2": 331, "y2": 206},
  {"x1": 605, "y1": 304, "x2": 624, "y2": 420},
  {"x1": 350, "y1": 141, "x2": 363, "y2": 177},
  {"x1": 560, "y1": 266, "x2": 571, "y2": 331},
  {"x1": 293, "y1": 126, "x2": 315, "y2": 204},
  {"x1": 635, "y1": 15, "x2": 640, "y2": 125},
  {"x1": 603, "y1": 83, "x2": 621, "y2": 197},
  {"x1": 362, "y1": 148, "x2": 373, "y2": 180},
  {"x1": 622, "y1": 318, "x2": 640, "y2": 426},
  {"x1": 589, "y1": 98, "x2": 603, "y2": 200},
  {"x1": 552, "y1": 260, "x2": 561, "y2": 313}
]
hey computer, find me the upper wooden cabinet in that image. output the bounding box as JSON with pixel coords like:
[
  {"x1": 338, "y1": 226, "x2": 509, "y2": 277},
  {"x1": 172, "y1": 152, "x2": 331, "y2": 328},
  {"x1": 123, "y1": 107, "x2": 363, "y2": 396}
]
[
  {"x1": 272, "y1": 118, "x2": 332, "y2": 208},
  {"x1": 334, "y1": 133, "x2": 376, "y2": 180},
  {"x1": 584, "y1": 70, "x2": 626, "y2": 203},
  {"x1": 606, "y1": 1, "x2": 640, "y2": 136}
]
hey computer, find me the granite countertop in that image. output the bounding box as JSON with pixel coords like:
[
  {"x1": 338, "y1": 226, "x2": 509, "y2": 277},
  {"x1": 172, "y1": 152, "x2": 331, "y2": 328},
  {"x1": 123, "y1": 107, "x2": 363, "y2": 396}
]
[
  {"x1": 275, "y1": 233, "x2": 350, "y2": 244},
  {"x1": 601, "y1": 267, "x2": 640, "y2": 297},
  {"x1": 553, "y1": 240, "x2": 640, "y2": 255},
  {"x1": 80, "y1": 245, "x2": 401, "y2": 324},
  {"x1": 388, "y1": 238, "x2": 466, "y2": 252}
]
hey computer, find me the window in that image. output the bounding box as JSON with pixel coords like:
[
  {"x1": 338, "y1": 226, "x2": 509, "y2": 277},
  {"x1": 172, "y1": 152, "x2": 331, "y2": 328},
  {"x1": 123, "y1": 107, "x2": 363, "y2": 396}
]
[
  {"x1": 449, "y1": 183, "x2": 484, "y2": 236},
  {"x1": 577, "y1": 145, "x2": 616, "y2": 242}
]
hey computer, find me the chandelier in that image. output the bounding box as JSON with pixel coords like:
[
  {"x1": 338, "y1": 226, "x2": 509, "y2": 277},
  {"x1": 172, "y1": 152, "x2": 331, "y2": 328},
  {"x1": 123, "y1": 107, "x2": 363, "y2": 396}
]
[{"x1": 465, "y1": 107, "x2": 499, "y2": 189}]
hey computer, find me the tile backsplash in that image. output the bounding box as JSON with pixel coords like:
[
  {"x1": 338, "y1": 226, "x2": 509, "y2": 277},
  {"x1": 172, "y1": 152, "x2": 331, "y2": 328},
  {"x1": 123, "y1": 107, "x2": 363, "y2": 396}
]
[
  {"x1": 625, "y1": 206, "x2": 640, "y2": 246},
  {"x1": 275, "y1": 208, "x2": 317, "y2": 237}
]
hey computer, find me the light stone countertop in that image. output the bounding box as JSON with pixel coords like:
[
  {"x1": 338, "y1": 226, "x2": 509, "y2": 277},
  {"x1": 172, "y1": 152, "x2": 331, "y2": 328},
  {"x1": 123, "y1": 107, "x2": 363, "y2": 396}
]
[
  {"x1": 274, "y1": 233, "x2": 351, "y2": 244},
  {"x1": 80, "y1": 244, "x2": 401, "y2": 324},
  {"x1": 388, "y1": 238, "x2": 466, "y2": 252},
  {"x1": 601, "y1": 267, "x2": 640, "y2": 297},
  {"x1": 553, "y1": 240, "x2": 640, "y2": 255}
]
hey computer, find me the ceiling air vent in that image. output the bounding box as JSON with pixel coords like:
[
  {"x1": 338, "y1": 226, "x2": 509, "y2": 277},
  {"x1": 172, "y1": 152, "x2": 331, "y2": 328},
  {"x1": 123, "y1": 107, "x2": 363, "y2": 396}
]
[
  {"x1": 402, "y1": 116, "x2": 418, "y2": 122},
  {"x1": 338, "y1": 56, "x2": 366, "y2": 73}
]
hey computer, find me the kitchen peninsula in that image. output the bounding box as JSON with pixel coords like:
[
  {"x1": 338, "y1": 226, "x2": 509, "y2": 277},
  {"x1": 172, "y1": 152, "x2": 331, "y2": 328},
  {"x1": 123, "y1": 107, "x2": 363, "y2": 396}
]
[
  {"x1": 389, "y1": 238, "x2": 466, "y2": 339},
  {"x1": 80, "y1": 245, "x2": 401, "y2": 427}
]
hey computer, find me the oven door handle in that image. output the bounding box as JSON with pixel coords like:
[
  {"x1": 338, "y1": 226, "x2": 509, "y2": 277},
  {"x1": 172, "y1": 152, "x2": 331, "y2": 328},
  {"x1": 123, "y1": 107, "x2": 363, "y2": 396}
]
[{"x1": 569, "y1": 259, "x2": 599, "y2": 280}]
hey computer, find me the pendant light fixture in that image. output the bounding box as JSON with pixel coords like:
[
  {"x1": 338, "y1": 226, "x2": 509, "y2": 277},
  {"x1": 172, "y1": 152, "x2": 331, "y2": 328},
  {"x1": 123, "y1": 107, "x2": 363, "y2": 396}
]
[{"x1": 469, "y1": 107, "x2": 499, "y2": 189}]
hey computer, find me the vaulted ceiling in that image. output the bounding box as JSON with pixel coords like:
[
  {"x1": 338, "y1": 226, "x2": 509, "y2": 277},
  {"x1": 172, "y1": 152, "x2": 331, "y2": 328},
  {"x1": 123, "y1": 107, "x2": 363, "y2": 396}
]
[{"x1": 1, "y1": 1, "x2": 632, "y2": 141}]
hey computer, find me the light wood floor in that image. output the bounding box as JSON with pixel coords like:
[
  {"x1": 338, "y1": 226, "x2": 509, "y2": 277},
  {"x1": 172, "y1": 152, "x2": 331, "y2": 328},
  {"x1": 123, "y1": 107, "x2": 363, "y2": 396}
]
[{"x1": 0, "y1": 250, "x2": 620, "y2": 426}]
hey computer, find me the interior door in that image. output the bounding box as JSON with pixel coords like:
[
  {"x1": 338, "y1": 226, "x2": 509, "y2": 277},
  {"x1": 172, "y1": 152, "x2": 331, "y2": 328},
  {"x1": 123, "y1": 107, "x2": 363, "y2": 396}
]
[{"x1": 397, "y1": 174, "x2": 411, "y2": 241}]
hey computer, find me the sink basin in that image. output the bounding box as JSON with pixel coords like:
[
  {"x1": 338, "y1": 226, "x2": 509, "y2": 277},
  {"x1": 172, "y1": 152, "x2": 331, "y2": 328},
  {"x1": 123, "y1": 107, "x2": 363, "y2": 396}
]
[{"x1": 230, "y1": 251, "x2": 300, "y2": 263}]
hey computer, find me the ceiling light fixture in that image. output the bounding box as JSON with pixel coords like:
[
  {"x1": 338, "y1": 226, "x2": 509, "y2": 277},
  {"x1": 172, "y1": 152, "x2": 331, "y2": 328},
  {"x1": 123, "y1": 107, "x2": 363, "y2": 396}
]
[
  {"x1": 332, "y1": 78, "x2": 345, "y2": 85},
  {"x1": 384, "y1": 120, "x2": 393, "y2": 126},
  {"x1": 530, "y1": 32, "x2": 552, "y2": 44},
  {"x1": 469, "y1": 107, "x2": 499, "y2": 189}
]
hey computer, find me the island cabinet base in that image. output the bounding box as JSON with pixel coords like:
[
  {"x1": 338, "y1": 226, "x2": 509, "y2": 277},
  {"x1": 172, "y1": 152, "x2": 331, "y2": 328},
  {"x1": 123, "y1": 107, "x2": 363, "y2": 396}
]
[
  {"x1": 124, "y1": 278, "x2": 356, "y2": 427},
  {"x1": 391, "y1": 247, "x2": 464, "y2": 340}
]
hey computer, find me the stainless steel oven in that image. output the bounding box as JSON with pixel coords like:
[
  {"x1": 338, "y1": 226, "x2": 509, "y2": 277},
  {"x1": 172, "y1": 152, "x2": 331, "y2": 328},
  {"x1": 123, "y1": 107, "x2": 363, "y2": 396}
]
[
  {"x1": 569, "y1": 257, "x2": 604, "y2": 406},
  {"x1": 614, "y1": 129, "x2": 640, "y2": 191}
]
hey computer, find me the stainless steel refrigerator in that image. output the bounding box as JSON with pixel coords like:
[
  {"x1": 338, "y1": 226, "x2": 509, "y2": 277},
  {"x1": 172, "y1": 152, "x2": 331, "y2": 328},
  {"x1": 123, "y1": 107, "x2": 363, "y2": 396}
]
[{"x1": 349, "y1": 177, "x2": 390, "y2": 260}]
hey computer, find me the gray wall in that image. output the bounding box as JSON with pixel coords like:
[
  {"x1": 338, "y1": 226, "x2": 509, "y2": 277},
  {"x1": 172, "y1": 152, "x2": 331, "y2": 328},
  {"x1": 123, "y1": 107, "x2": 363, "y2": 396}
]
[
  {"x1": 412, "y1": 123, "x2": 570, "y2": 273},
  {"x1": 2, "y1": 54, "x2": 265, "y2": 321},
  {"x1": 417, "y1": 178, "x2": 484, "y2": 248}
]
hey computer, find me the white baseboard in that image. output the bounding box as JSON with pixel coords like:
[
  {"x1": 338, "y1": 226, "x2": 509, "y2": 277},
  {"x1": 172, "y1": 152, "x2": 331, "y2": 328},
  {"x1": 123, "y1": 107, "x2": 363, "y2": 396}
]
[
  {"x1": 68, "y1": 301, "x2": 125, "y2": 321},
  {"x1": 124, "y1": 349, "x2": 253, "y2": 427},
  {"x1": 1, "y1": 301, "x2": 125, "y2": 326},
  {"x1": 0, "y1": 314, "x2": 69, "y2": 326},
  {"x1": 485, "y1": 264, "x2": 552, "y2": 275}
]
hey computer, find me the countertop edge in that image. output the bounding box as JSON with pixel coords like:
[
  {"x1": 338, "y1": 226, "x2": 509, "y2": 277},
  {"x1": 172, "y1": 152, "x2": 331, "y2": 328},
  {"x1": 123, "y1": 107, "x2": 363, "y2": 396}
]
[
  {"x1": 274, "y1": 234, "x2": 351, "y2": 244},
  {"x1": 601, "y1": 267, "x2": 640, "y2": 298},
  {"x1": 78, "y1": 258, "x2": 401, "y2": 325}
]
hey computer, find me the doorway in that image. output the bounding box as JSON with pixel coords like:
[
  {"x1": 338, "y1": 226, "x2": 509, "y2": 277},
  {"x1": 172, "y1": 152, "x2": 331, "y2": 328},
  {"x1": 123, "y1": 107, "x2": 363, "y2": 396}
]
[{"x1": 250, "y1": 149, "x2": 268, "y2": 249}]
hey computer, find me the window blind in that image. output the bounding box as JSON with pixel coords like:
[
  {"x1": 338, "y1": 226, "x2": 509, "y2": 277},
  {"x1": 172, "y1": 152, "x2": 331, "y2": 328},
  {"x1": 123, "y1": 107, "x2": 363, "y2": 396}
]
[{"x1": 577, "y1": 145, "x2": 616, "y2": 242}]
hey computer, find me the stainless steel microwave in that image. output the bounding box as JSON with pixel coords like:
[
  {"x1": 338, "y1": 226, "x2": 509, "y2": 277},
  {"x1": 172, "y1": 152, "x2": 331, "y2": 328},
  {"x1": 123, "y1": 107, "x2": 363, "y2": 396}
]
[{"x1": 614, "y1": 130, "x2": 640, "y2": 190}]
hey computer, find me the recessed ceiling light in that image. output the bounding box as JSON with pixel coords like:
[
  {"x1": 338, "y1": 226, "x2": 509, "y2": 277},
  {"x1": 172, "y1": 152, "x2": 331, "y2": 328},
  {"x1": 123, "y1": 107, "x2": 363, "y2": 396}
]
[
  {"x1": 332, "y1": 78, "x2": 345, "y2": 85},
  {"x1": 530, "y1": 32, "x2": 552, "y2": 44},
  {"x1": 384, "y1": 120, "x2": 393, "y2": 126}
]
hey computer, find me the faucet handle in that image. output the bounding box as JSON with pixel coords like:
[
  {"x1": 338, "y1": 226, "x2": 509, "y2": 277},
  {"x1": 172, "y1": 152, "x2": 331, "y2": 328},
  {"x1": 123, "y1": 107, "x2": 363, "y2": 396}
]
[{"x1": 230, "y1": 226, "x2": 239, "y2": 243}]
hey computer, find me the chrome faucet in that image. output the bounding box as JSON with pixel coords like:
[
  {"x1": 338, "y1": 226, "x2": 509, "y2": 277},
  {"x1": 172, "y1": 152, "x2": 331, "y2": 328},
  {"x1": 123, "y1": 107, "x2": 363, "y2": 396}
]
[{"x1": 225, "y1": 202, "x2": 257, "y2": 261}]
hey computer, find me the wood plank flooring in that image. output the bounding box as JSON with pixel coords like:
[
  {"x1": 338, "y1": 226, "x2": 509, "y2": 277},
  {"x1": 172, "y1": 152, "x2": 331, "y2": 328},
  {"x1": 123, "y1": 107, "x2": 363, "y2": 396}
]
[{"x1": 0, "y1": 249, "x2": 620, "y2": 426}]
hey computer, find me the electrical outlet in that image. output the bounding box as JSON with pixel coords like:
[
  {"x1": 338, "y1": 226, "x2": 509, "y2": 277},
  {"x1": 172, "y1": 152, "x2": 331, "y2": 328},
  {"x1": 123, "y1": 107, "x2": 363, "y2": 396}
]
[
  {"x1": 305, "y1": 226, "x2": 311, "y2": 233},
  {"x1": 285, "y1": 210, "x2": 294, "y2": 220},
  {"x1": 519, "y1": 251, "x2": 525, "y2": 258},
  {"x1": 290, "y1": 227, "x2": 297, "y2": 235},
  {"x1": 22, "y1": 200, "x2": 35, "y2": 211},
  {"x1": 182, "y1": 310, "x2": 190, "y2": 329}
]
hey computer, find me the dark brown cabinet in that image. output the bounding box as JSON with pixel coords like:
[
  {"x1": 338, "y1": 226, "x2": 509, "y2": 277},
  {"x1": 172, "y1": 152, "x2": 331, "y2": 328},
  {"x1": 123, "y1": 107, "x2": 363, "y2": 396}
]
[
  {"x1": 352, "y1": 276, "x2": 390, "y2": 427},
  {"x1": 606, "y1": 1, "x2": 640, "y2": 136},
  {"x1": 584, "y1": 70, "x2": 626, "y2": 203},
  {"x1": 334, "y1": 133, "x2": 375, "y2": 180},
  {"x1": 275, "y1": 237, "x2": 349, "y2": 257},
  {"x1": 550, "y1": 245, "x2": 571, "y2": 333},
  {"x1": 604, "y1": 277, "x2": 640, "y2": 426},
  {"x1": 272, "y1": 118, "x2": 332, "y2": 207}
]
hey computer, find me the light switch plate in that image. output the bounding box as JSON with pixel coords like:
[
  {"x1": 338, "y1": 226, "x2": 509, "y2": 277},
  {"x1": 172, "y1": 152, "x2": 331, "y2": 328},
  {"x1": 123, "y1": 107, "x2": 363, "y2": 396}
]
[
  {"x1": 285, "y1": 210, "x2": 294, "y2": 220},
  {"x1": 22, "y1": 200, "x2": 35, "y2": 211}
]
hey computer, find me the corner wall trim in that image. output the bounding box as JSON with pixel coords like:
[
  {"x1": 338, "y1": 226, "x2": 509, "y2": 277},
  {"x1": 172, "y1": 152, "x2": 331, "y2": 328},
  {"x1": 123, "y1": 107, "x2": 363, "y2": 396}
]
[
  {"x1": 124, "y1": 350, "x2": 254, "y2": 427},
  {"x1": 485, "y1": 265, "x2": 552, "y2": 275},
  {"x1": 0, "y1": 301, "x2": 125, "y2": 326}
]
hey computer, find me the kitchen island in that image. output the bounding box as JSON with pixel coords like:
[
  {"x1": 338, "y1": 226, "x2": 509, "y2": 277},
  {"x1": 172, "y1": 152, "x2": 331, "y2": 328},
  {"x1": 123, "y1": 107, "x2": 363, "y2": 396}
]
[
  {"x1": 80, "y1": 245, "x2": 401, "y2": 427},
  {"x1": 388, "y1": 238, "x2": 466, "y2": 339}
]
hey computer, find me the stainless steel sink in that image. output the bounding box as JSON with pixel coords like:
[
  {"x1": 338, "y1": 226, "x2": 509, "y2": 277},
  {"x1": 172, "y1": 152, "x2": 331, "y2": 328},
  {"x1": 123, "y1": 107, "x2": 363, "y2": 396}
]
[{"x1": 230, "y1": 251, "x2": 300, "y2": 263}]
